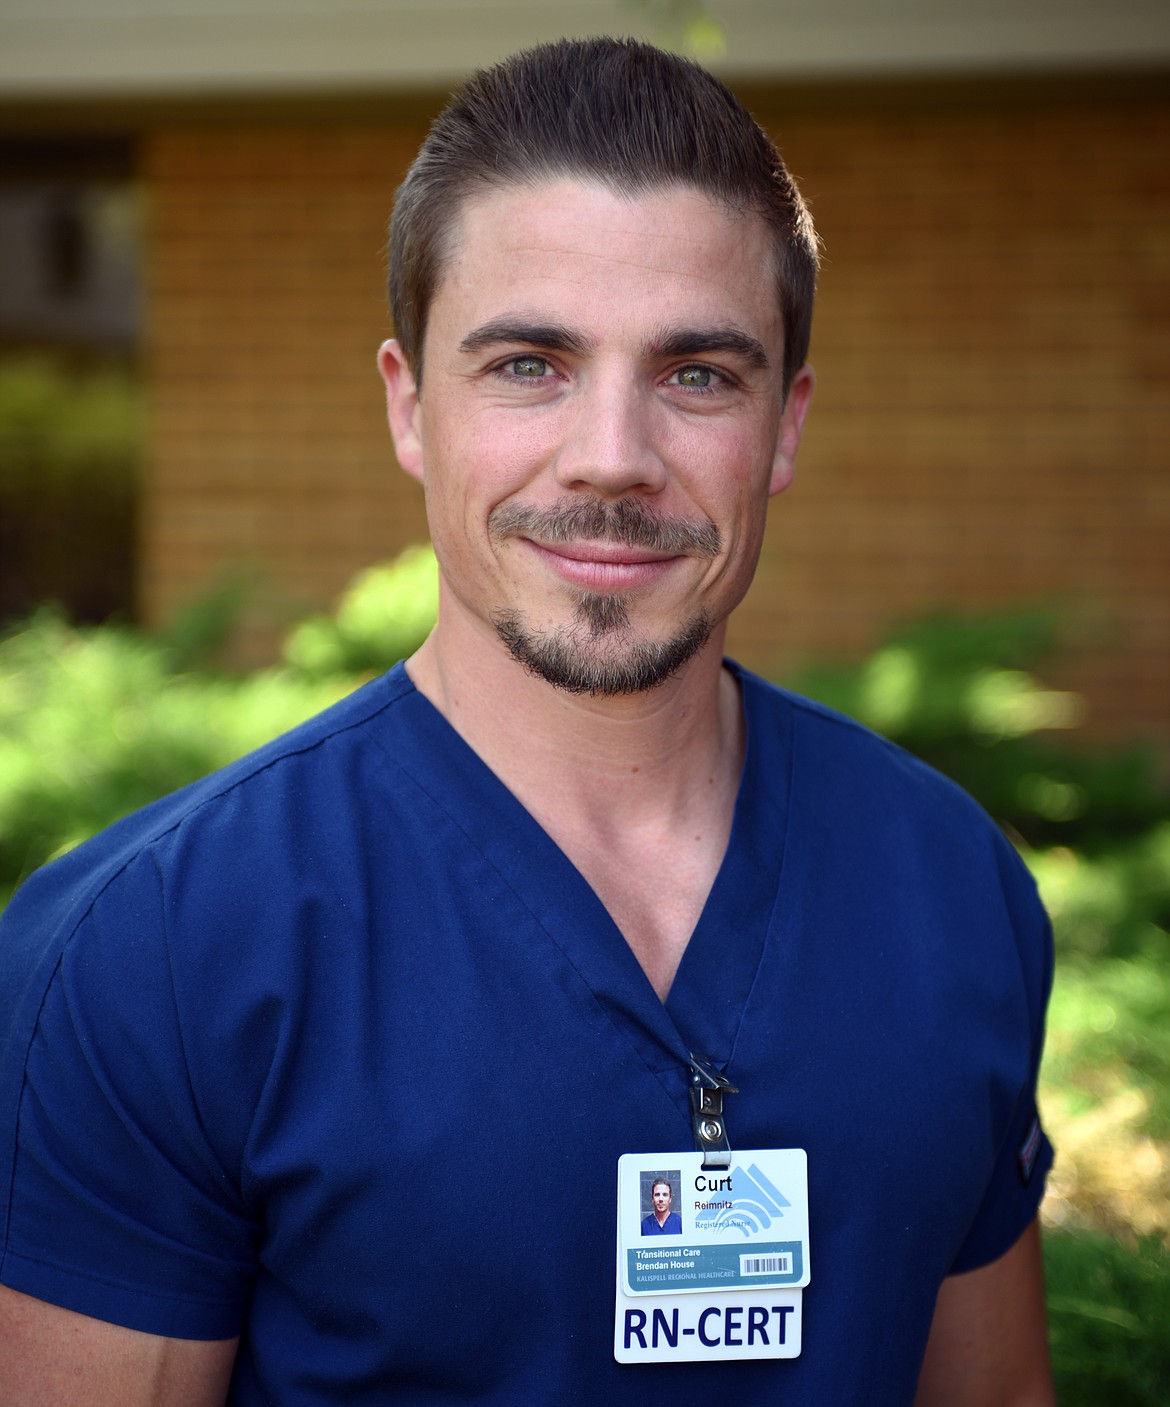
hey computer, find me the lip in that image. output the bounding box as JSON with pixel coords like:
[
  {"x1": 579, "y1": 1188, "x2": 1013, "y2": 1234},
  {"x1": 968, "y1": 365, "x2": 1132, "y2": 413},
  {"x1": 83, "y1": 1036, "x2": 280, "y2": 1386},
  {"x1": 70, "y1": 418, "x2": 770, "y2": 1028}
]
[{"x1": 523, "y1": 538, "x2": 683, "y2": 590}]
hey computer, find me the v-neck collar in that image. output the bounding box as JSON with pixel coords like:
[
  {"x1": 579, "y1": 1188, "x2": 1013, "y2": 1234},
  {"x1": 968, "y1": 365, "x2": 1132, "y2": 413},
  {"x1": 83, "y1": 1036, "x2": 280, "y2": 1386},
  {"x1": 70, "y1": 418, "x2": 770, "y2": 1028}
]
[
  {"x1": 379, "y1": 661, "x2": 792, "y2": 1081},
  {"x1": 663, "y1": 662, "x2": 792, "y2": 1064}
]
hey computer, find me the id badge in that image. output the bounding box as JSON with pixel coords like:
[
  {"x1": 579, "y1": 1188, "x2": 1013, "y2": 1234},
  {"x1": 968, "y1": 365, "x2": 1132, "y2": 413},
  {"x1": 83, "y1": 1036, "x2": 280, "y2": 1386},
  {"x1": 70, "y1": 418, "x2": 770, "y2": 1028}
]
[{"x1": 614, "y1": 1149, "x2": 809, "y2": 1364}]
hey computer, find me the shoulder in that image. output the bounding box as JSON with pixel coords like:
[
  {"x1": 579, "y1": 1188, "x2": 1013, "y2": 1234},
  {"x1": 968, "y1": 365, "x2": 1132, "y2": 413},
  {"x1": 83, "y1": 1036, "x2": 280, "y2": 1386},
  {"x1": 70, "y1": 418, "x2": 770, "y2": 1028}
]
[
  {"x1": 0, "y1": 666, "x2": 420, "y2": 1075},
  {"x1": 3, "y1": 666, "x2": 413, "y2": 929},
  {"x1": 735, "y1": 661, "x2": 1024, "y2": 852},
  {"x1": 736, "y1": 661, "x2": 961, "y2": 790},
  {"x1": 0, "y1": 666, "x2": 430, "y2": 1267},
  {"x1": 732, "y1": 661, "x2": 1049, "y2": 956}
]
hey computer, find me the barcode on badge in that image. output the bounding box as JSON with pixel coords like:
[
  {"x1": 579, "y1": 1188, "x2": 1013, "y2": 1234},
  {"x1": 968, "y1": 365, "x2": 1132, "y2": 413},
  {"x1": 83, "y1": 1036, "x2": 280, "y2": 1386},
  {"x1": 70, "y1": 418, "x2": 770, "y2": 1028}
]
[{"x1": 740, "y1": 1253, "x2": 792, "y2": 1277}]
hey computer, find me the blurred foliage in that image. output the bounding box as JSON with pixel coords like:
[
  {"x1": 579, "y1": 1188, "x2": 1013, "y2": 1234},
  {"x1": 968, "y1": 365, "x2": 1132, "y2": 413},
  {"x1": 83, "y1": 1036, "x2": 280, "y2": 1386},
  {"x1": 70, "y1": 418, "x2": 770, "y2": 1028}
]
[
  {"x1": 1044, "y1": 1230, "x2": 1170, "y2": 1406},
  {"x1": 160, "y1": 572, "x2": 255, "y2": 673},
  {"x1": 1042, "y1": 941, "x2": 1170, "y2": 1237},
  {"x1": 785, "y1": 609, "x2": 1167, "y2": 852},
  {"x1": 283, "y1": 546, "x2": 438, "y2": 678},
  {"x1": 0, "y1": 545, "x2": 436, "y2": 909},
  {"x1": 1, "y1": 569, "x2": 1167, "y2": 1392},
  {"x1": 0, "y1": 609, "x2": 341, "y2": 910},
  {"x1": 0, "y1": 353, "x2": 138, "y2": 623}
]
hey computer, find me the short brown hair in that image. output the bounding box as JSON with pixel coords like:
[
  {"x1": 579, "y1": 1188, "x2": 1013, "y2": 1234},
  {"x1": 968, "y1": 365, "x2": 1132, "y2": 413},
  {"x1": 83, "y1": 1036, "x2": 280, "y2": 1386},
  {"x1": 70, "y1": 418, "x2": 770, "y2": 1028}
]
[{"x1": 388, "y1": 37, "x2": 818, "y2": 394}]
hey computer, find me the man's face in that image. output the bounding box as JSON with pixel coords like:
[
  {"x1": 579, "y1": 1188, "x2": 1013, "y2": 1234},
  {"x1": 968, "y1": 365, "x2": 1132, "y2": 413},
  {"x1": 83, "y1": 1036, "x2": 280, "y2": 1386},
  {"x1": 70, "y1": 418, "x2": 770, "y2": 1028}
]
[
  {"x1": 653, "y1": 1182, "x2": 672, "y2": 1218},
  {"x1": 381, "y1": 180, "x2": 813, "y2": 695}
]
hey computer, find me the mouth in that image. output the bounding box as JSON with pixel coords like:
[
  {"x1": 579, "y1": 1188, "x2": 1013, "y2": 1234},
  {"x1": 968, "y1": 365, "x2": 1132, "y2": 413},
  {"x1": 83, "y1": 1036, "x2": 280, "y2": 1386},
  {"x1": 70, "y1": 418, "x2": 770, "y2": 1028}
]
[
  {"x1": 539, "y1": 538, "x2": 676, "y2": 566},
  {"x1": 524, "y1": 538, "x2": 682, "y2": 591}
]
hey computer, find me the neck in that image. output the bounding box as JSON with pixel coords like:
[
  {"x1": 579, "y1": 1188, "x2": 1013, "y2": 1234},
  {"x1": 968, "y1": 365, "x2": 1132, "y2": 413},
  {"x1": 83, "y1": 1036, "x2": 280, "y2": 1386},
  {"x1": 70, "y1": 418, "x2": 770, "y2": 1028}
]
[
  {"x1": 405, "y1": 607, "x2": 742, "y2": 833},
  {"x1": 406, "y1": 601, "x2": 746, "y2": 1000}
]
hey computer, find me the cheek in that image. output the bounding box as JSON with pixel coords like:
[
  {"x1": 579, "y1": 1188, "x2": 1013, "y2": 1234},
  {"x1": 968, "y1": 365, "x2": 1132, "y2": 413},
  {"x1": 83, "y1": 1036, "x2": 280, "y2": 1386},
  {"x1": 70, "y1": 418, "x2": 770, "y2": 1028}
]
[
  {"x1": 670, "y1": 417, "x2": 777, "y2": 497},
  {"x1": 440, "y1": 412, "x2": 558, "y2": 515}
]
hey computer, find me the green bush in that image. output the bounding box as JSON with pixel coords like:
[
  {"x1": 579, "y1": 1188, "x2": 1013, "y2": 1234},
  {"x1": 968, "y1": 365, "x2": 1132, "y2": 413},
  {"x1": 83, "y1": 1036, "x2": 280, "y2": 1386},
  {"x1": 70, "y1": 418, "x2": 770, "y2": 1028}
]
[
  {"x1": 0, "y1": 610, "x2": 341, "y2": 908},
  {"x1": 0, "y1": 546, "x2": 438, "y2": 907},
  {"x1": 784, "y1": 609, "x2": 1168, "y2": 852},
  {"x1": 283, "y1": 546, "x2": 438, "y2": 677},
  {"x1": 1045, "y1": 1229, "x2": 1170, "y2": 1406}
]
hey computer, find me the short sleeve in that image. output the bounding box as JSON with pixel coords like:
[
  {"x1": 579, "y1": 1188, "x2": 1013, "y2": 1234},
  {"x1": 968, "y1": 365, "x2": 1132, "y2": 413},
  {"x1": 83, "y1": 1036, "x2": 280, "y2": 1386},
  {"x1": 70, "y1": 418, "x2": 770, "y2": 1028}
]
[
  {"x1": 0, "y1": 850, "x2": 256, "y2": 1338},
  {"x1": 948, "y1": 833, "x2": 1055, "y2": 1274}
]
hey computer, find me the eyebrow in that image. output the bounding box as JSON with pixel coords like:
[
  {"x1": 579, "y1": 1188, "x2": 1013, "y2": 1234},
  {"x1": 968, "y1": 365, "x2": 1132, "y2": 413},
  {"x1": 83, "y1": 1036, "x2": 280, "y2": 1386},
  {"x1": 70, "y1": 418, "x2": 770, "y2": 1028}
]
[
  {"x1": 649, "y1": 326, "x2": 771, "y2": 371},
  {"x1": 458, "y1": 319, "x2": 594, "y2": 357},
  {"x1": 456, "y1": 318, "x2": 771, "y2": 372}
]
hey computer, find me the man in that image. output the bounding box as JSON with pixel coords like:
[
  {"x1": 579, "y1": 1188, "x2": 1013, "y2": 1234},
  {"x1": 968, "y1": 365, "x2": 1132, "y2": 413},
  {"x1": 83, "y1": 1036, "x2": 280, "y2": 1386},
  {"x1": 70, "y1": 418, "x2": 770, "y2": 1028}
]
[
  {"x1": 642, "y1": 1178, "x2": 683, "y2": 1236},
  {"x1": 0, "y1": 37, "x2": 1054, "y2": 1405}
]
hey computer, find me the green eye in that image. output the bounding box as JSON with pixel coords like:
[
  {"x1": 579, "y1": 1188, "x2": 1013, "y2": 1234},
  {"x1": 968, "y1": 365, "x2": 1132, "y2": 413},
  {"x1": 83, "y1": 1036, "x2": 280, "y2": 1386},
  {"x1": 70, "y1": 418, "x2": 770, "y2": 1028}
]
[
  {"x1": 675, "y1": 366, "x2": 712, "y2": 388},
  {"x1": 510, "y1": 356, "x2": 549, "y2": 378}
]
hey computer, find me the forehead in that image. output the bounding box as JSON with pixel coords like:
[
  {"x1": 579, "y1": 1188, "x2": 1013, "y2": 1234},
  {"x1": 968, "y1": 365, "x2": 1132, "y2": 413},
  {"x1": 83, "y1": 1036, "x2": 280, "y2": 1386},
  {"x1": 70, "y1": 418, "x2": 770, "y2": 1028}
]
[{"x1": 427, "y1": 179, "x2": 780, "y2": 353}]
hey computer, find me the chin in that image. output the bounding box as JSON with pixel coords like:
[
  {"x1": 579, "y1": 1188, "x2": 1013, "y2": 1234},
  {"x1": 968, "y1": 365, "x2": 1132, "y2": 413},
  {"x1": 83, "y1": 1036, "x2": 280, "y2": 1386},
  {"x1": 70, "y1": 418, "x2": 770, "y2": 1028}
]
[{"x1": 492, "y1": 605, "x2": 712, "y2": 697}]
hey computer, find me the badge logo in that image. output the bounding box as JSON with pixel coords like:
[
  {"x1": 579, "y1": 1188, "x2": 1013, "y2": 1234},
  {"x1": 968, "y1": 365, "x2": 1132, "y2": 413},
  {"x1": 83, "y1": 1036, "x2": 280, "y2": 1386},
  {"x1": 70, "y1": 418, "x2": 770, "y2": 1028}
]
[{"x1": 694, "y1": 1161, "x2": 792, "y2": 1237}]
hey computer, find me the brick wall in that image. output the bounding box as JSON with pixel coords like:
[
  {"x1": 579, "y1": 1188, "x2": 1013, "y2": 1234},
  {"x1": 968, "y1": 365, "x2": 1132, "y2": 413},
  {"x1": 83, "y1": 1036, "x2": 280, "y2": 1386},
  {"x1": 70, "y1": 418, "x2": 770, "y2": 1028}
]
[
  {"x1": 142, "y1": 123, "x2": 429, "y2": 662},
  {"x1": 141, "y1": 85, "x2": 1169, "y2": 744},
  {"x1": 729, "y1": 91, "x2": 1170, "y2": 748}
]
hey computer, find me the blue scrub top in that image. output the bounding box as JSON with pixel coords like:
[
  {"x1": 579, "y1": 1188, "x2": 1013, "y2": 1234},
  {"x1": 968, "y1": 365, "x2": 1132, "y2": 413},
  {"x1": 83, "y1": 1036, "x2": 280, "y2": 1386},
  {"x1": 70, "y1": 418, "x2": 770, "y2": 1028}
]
[
  {"x1": 641, "y1": 1212, "x2": 684, "y2": 1235},
  {"x1": 0, "y1": 663, "x2": 1052, "y2": 1404}
]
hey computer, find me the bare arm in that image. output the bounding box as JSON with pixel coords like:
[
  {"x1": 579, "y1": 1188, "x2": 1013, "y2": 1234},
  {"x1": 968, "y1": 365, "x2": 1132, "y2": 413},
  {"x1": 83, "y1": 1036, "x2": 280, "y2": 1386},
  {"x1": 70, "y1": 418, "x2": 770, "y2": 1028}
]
[
  {"x1": 914, "y1": 1218, "x2": 1055, "y2": 1407},
  {"x1": 0, "y1": 1284, "x2": 238, "y2": 1407}
]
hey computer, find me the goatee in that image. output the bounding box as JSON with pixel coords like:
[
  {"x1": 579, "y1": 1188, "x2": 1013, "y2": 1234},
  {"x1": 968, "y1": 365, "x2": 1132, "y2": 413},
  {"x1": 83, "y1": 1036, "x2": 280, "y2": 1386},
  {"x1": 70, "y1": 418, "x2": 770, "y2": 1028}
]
[
  {"x1": 488, "y1": 495, "x2": 720, "y2": 696},
  {"x1": 494, "y1": 596, "x2": 712, "y2": 697}
]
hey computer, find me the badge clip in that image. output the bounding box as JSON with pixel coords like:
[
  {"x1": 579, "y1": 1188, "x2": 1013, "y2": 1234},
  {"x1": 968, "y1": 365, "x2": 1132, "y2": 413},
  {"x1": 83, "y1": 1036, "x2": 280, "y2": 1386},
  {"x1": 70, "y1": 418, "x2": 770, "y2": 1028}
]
[{"x1": 688, "y1": 1054, "x2": 738, "y2": 1171}]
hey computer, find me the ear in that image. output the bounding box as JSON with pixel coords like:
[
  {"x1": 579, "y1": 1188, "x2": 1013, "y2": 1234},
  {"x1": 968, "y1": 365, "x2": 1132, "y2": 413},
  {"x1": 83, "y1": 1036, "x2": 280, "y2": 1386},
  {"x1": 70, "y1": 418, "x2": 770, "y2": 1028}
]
[
  {"x1": 378, "y1": 338, "x2": 425, "y2": 484},
  {"x1": 769, "y1": 363, "x2": 816, "y2": 498}
]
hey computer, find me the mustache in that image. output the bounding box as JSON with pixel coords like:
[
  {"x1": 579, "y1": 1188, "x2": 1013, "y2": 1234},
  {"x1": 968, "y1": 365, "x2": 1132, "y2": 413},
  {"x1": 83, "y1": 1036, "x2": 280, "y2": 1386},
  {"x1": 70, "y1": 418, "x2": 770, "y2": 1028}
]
[{"x1": 488, "y1": 498, "x2": 721, "y2": 557}]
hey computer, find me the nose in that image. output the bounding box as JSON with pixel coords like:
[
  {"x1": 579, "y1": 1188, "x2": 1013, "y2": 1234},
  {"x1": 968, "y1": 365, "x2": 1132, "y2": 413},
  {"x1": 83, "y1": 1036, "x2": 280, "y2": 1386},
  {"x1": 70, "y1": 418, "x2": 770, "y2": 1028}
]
[{"x1": 552, "y1": 373, "x2": 669, "y2": 498}]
